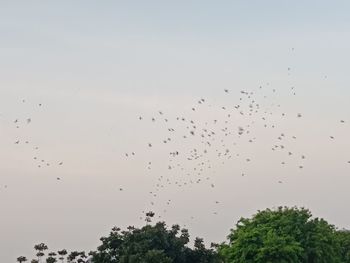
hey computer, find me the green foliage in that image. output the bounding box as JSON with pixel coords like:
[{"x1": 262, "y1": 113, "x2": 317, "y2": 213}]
[
  {"x1": 186, "y1": 238, "x2": 221, "y2": 263},
  {"x1": 336, "y1": 230, "x2": 350, "y2": 262},
  {"x1": 91, "y1": 222, "x2": 220, "y2": 263},
  {"x1": 46, "y1": 257, "x2": 57, "y2": 263},
  {"x1": 219, "y1": 206, "x2": 341, "y2": 263},
  {"x1": 67, "y1": 251, "x2": 86, "y2": 263},
  {"x1": 18, "y1": 207, "x2": 350, "y2": 263}
]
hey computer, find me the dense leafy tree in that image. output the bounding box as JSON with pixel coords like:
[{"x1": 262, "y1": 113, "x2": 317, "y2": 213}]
[
  {"x1": 90, "y1": 222, "x2": 220, "y2": 263},
  {"x1": 336, "y1": 230, "x2": 350, "y2": 262},
  {"x1": 46, "y1": 256, "x2": 57, "y2": 263},
  {"x1": 186, "y1": 238, "x2": 221, "y2": 263},
  {"x1": 219, "y1": 206, "x2": 341, "y2": 263},
  {"x1": 20, "y1": 207, "x2": 350, "y2": 263}
]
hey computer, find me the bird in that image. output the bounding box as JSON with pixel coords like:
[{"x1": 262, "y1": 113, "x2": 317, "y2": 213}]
[{"x1": 120, "y1": 84, "x2": 348, "y2": 218}]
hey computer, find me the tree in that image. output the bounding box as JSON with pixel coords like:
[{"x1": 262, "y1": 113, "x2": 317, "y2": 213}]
[
  {"x1": 46, "y1": 257, "x2": 57, "y2": 263},
  {"x1": 17, "y1": 256, "x2": 27, "y2": 263},
  {"x1": 90, "y1": 221, "x2": 220, "y2": 263},
  {"x1": 77, "y1": 251, "x2": 87, "y2": 263},
  {"x1": 335, "y1": 229, "x2": 350, "y2": 262},
  {"x1": 67, "y1": 251, "x2": 86, "y2": 263},
  {"x1": 67, "y1": 251, "x2": 80, "y2": 262},
  {"x1": 187, "y1": 238, "x2": 221, "y2": 263},
  {"x1": 34, "y1": 243, "x2": 48, "y2": 263},
  {"x1": 57, "y1": 249, "x2": 68, "y2": 263},
  {"x1": 219, "y1": 206, "x2": 341, "y2": 263}
]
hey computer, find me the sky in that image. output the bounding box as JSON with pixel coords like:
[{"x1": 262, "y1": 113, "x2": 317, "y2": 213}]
[{"x1": 1, "y1": 1, "x2": 350, "y2": 262}]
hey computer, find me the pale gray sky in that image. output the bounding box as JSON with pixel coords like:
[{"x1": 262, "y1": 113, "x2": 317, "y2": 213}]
[{"x1": 1, "y1": 1, "x2": 350, "y2": 262}]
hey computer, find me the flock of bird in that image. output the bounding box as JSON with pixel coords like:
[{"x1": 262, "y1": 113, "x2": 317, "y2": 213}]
[
  {"x1": 123, "y1": 85, "x2": 348, "y2": 221},
  {"x1": 1, "y1": 75, "x2": 349, "y2": 223},
  {"x1": 10, "y1": 101, "x2": 64, "y2": 181}
]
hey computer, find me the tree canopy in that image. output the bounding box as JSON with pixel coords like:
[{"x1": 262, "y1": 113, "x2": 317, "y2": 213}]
[
  {"x1": 17, "y1": 207, "x2": 350, "y2": 263},
  {"x1": 219, "y1": 206, "x2": 342, "y2": 263},
  {"x1": 91, "y1": 221, "x2": 220, "y2": 263},
  {"x1": 336, "y1": 230, "x2": 350, "y2": 263}
]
